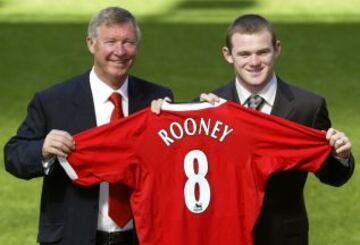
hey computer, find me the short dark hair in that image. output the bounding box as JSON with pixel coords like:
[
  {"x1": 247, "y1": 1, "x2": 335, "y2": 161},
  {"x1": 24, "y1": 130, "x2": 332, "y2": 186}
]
[
  {"x1": 88, "y1": 6, "x2": 141, "y2": 42},
  {"x1": 225, "y1": 14, "x2": 277, "y2": 50}
]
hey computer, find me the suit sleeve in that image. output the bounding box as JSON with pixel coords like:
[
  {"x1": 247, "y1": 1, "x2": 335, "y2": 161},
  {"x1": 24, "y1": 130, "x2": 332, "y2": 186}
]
[
  {"x1": 166, "y1": 88, "x2": 174, "y2": 101},
  {"x1": 59, "y1": 109, "x2": 149, "y2": 189},
  {"x1": 4, "y1": 93, "x2": 47, "y2": 179},
  {"x1": 313, "y1": 98, "x2": 355, "y2": 187}
]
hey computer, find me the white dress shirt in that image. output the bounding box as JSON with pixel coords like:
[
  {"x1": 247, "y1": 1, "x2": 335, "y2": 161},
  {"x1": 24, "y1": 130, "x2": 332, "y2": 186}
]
[
  {"x1": 235, "y1": 74, "x2": 278, "y2": 114},
  {"x1": 89, "y1": 68, "x2": 133, "y2": 232}
]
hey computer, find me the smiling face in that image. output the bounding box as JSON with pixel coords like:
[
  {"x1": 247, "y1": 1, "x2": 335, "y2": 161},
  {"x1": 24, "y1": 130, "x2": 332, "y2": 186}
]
[
  {"x1": 223, "y1": 29, "x2": 281, "y2": 93},
  {"x1": 87, "y1": 22, "x2": 138, "y2": 89}
]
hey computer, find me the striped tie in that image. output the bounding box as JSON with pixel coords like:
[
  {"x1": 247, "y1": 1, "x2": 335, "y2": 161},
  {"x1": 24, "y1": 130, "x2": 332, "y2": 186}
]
[{"x1": 246, "y1": 94, "x2": 265, "y2": 111}]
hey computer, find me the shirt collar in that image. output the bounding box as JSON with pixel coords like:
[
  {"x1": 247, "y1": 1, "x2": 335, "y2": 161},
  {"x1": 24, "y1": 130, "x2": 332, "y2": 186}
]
[
  {"x1": 235, "y1": 74, "x2": 277, "y2": 107},
  {"x1": 89, "y1": 67, "x2": 129, "y2": 105}
]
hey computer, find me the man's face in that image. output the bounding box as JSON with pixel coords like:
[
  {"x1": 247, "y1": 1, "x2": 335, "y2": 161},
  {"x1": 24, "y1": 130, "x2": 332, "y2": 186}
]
[
  {"x1": 87, "y1": 22, "x2": 138, "y2": 88},
  {"x1": 223, "y1": 29, "x2": 281, "y2": 93}
]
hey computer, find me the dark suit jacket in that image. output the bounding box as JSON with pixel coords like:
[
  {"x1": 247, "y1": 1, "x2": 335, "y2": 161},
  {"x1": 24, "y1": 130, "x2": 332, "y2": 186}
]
[
  {"x1": 210, "y1": 77, "x2": 354, "y2": 245},
  {"x1": 4, "y1": 71, "x2": 173, "y2": 245}
]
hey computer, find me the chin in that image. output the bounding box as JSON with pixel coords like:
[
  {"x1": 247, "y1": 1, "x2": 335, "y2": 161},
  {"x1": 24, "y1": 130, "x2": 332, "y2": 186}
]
[
  {"x1": 243, "y1": 77, "x2": 265, "y2": 86},
  {"x1": 108, "y1": 68, "x2": 127, "y2": 76}
]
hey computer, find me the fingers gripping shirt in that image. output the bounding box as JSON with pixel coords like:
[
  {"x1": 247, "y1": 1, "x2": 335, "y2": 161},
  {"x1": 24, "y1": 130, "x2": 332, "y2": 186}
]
[{"x1": 59, "y1": 100, "x2": 331, "y2": 245}]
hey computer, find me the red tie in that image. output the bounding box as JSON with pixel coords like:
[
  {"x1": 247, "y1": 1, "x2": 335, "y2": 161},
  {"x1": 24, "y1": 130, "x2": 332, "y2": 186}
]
[{"x1": 108, "y1": 92, "x2": 132, "y2": 227}]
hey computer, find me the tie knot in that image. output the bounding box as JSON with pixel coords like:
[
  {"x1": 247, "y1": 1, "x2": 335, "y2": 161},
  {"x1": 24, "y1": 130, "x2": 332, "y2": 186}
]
[
  {"x1": 246, "y1": 94, "x2": 264, "y2": 111},
  {"x1": 109, "y1": 93, "x2": 122, "y2": 108}
]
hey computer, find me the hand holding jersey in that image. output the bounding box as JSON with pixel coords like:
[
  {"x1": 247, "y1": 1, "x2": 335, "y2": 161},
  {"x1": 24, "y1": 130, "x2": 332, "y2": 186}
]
[
  {"x1": 151, "y1": 97, "x2": 172, "y2": 115},
  {"x1": 326, "y1": 128, "x2": 352, "y2": 160},
  {"x1": 42, "y1": 129, "x2": 75, "y2": 161}
]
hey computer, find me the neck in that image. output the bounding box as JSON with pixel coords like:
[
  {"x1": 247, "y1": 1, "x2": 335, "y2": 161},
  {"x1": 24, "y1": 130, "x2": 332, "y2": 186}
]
[{"x1": 104, "y1": 79, "x2": 125, "y2": 90}]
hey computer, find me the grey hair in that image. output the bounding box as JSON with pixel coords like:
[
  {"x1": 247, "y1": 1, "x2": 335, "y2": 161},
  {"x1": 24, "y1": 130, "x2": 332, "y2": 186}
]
[{"x1": 87, "y1": 6, "x2": 141, "y2": 42}]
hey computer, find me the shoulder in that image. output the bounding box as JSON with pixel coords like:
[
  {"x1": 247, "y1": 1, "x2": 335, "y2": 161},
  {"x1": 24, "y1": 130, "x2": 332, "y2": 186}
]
[
  {"x1": 278, "y1": 78, "x2": 325, "y2": 106},
  {"x1": 276, "y1": 77, "x2": 331, "y2": 128},
  {"x1": 211, "y1": 81, "x2": 235, "y2": 96},
  {"x1": 36, "y1": 71, "x2": 90, "y2": 101},
  {"x1": 129, "y1": 75, "x2": 173, "y2": 97},
  {"x1": 129, "y1": 76, "x2": 172, "y2": 91},
  {"x1": 207, "y1": 80, "x2": 239, "y2": 103}
]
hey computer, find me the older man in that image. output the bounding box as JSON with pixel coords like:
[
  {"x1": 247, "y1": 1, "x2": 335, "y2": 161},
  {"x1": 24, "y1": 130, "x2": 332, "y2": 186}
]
[{"x1": 4, "y1": 7, "x2": 173, "y2": 245}]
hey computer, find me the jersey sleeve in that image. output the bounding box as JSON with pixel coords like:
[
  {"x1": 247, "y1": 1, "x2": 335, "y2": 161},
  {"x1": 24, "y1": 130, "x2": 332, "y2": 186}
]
[
  {"x1": 255, "y1": 117, "x2": 331, "y2": 172},
  {"x1": 227, "y1": 102, "x2": 332, "y2": 187},
  {"x1": 59, "y1": 109, "x2": 150, "y2": 188}
]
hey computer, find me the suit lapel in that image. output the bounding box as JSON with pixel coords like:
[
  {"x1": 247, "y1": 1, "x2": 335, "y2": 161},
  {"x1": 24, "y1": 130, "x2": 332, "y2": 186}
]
[
  {"x1": 71, "y1": 73, "x2": 97, "y2": 133},
  {"x1": 128, "y1": 76, "x2": 146, "y2": 115},
  {"x1": 271, "y1": 77, "x2": 295, "y2": 119}
]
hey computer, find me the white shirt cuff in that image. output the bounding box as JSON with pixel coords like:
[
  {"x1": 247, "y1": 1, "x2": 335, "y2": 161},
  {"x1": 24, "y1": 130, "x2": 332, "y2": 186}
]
[
  {"x1": 42, "y1": 157, "x2": 56, "y2": 175},
  {"x1": 333, "y1": 154, "x2": 350, "y2": 167}
]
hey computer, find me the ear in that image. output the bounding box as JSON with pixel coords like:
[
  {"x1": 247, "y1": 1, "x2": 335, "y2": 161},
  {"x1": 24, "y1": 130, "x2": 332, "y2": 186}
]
[
  {"x1": 86, "y1": 37, "x2": 95, "y2": 54},
  {"x1": 274, "y1": 40, "x2": 281, "y2": 58},
  {"x1": 222, "y1": 46, "x2": 234, "y2": 64}
]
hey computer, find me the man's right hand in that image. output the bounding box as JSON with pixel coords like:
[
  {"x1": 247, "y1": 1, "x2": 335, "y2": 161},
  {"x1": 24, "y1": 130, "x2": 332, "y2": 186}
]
[
  {"x1": 42, "y1": 129, "x2": 75, "y2": 161},
  {"x1": 151, "y1": 97, "x2": 172, "y2": 115},
  {"x1": 199, "y1": 93, "x2": 220, "y2": 104}
]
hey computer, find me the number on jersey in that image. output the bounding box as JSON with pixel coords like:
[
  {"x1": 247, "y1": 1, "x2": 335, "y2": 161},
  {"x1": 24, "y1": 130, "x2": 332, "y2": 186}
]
[{"x1": 184, "y1": 150, "x2": 211, "y2": 214}]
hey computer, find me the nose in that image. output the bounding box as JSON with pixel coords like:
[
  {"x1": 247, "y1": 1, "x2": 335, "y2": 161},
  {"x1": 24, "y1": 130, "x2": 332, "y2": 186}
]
[
  {"x1": 249, "y1": 54, "x2": 261, "y2": 66},
  {"x1": 113, "y1": 43, "x2": 126, "y2": 56}
]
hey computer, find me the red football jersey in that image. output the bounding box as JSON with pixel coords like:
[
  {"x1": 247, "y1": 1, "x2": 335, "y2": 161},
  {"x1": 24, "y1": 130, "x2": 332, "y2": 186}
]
[{"x1": 59, "y1": 100, "x2": 331, "y2": 245}]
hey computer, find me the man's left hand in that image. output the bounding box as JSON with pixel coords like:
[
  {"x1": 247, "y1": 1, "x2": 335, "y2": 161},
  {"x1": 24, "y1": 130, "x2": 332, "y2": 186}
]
[{"x1": 326, "y1": 128, "x2": 352, "y2": 160}]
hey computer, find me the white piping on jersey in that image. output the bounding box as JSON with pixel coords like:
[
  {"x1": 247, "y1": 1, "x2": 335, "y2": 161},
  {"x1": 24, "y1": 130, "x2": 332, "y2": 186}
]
[
  {"x1": 58, "y1": 156, "x2": 79, "y2": 180},
  {"x1": 161, "y1": 98, "x2": 227, "y2": 112}
]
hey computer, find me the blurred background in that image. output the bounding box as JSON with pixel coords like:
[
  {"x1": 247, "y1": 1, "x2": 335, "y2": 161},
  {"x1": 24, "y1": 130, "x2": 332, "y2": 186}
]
[{"x1": 0, "y1": 0, "x2": 359, "y2": 244}]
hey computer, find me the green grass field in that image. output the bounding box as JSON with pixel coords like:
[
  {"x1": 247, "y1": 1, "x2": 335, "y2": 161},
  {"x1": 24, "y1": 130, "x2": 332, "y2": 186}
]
[{"x1": 0, "y1": 0, "x2": 359, "y2": 244}]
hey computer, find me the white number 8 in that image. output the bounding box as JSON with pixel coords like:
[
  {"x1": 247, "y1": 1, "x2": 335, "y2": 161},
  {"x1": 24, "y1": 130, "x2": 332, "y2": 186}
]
[{"x1": 184, "y1": 150, "x2": 211, "y2": 214}]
